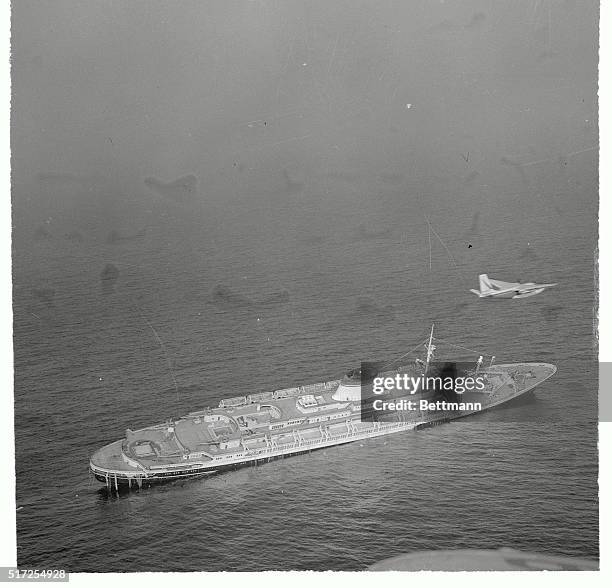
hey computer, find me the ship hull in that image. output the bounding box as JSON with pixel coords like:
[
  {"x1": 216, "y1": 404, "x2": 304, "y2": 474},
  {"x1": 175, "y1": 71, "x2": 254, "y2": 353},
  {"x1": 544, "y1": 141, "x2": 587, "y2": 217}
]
[
  {"x1": 91, "y1": 419, "x2": 422, "y2": 489},
  {"x1": 90, "y1": 362, "x2": 557, "y2": 489}
]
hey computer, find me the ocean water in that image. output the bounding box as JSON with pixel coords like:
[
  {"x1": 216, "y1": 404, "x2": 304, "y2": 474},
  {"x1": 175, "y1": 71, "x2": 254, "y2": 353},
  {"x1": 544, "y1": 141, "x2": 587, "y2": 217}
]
[
  {"x1": 11, "y1": 0, "x2": 599, "y2": 569},
  {"x1": 12, "y1": 153, "x2": 599, "y2": 571}
]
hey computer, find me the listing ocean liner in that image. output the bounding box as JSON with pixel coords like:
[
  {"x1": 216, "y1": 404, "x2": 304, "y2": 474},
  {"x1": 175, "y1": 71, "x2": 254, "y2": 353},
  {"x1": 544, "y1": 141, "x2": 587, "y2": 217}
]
[{"x1": 90, "y1": 327, "x2": 556, "y2": 490}]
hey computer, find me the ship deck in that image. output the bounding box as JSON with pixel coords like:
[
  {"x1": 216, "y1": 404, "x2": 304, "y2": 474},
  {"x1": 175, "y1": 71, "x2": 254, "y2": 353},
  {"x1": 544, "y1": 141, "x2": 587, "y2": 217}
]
[{"x1": 90, "y1": 362, "x2": 557, "y2": 480}]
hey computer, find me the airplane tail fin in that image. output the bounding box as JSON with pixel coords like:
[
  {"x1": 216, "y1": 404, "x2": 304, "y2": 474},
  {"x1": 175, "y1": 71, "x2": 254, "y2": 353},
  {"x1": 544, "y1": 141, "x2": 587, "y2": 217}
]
[
  {"x1": 479, "y1": 274, "x2": 493, "y2": 293},
  {"x1": 470, "y1": 274, "x2": 494, "y2": 297}
]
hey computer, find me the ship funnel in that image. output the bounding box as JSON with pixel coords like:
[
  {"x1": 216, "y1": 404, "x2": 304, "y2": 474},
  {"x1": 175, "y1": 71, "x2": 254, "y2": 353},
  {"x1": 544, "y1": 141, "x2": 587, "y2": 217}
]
[
  {"x1": 332, "y1": 368, "x2": 361, "y2": 401},
  {"x1": 332, "y1": 381, "x2": 362, "y2": 401},
  {"x1": 332, "y1": 366, "x2": 379, "y2": 402}
]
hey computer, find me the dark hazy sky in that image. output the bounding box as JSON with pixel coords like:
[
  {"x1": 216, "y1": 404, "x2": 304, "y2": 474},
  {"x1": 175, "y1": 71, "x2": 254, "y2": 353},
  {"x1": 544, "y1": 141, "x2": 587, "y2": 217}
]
[{"x1": 11, "y1": 0, "x2": 598, "y2": 212}]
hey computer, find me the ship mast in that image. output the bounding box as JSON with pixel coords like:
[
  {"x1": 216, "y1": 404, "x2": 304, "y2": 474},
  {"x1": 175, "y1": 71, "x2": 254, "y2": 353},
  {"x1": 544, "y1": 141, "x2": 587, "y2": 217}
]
[{"x1": 424, "y1": 323, "x2": 435, "y2": 376}]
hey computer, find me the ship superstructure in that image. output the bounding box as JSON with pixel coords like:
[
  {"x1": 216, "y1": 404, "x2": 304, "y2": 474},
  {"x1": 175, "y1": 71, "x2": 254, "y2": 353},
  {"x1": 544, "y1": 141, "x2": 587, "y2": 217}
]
[{"x1": 90, "y1": 328, "x2": 556, "y2": 490}]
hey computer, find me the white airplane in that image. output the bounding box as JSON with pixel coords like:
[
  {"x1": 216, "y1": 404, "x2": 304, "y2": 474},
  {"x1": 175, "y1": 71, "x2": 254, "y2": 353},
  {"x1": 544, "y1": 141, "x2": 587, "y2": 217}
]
[{"x1": 470, "y1": 274, "x2": 557, "y2": 299}]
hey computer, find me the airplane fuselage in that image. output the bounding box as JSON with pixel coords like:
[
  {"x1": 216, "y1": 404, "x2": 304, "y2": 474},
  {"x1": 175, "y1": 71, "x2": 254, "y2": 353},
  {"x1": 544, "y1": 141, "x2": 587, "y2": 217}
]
[{"x1": 470, "y1": 275, "x2": 556, "y2": 299}]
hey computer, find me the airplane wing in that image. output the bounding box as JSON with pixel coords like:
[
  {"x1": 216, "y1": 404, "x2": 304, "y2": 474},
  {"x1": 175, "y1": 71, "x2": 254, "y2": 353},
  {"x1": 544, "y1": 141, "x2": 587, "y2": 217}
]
[
  {"x1": 517, "y1": 282, "x2": 557, "y2": 293},
  {"x1": 487, "y1": 279, "x2": 520, "y2": 290},
  {"x1": 471, "y1": 275, "x2": 556, "y2": 298}
]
